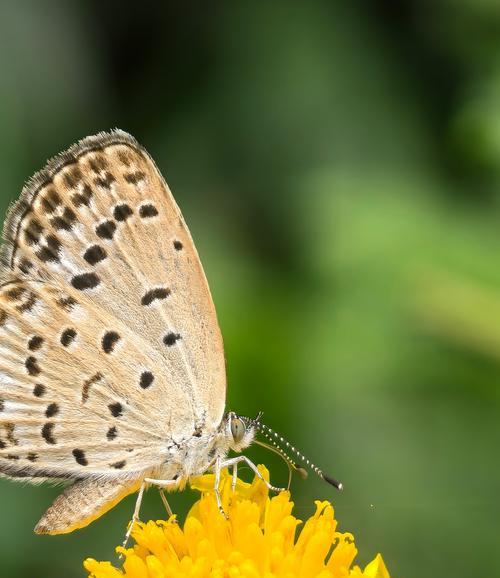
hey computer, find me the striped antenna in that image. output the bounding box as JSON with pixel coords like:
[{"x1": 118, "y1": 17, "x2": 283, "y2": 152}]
[{"x1": 252, "y1": 418, "x2": 343, "y2": 491}]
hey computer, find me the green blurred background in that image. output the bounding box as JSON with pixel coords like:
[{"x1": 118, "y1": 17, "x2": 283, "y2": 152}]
[{"x1": 1, "y1": 1, "x2": 500, "y2": 576}]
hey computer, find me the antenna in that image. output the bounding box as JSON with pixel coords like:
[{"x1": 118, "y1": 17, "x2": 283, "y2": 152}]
[
  {"x1": 254, "y1": 438, "x2": 307, "y2": 490},
  {"x1": 252, "y1": 418, "x2": 343, "y2": 491}
]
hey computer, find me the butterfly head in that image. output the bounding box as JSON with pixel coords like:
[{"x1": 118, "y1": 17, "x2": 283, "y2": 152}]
[{"x1": 224, "y1": 412, "x2": 257, "y2": 453}]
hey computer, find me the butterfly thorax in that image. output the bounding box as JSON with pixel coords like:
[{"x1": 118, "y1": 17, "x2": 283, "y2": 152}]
[{"x1": 151, "y1": 413, "x2": 255, "y2": 486}]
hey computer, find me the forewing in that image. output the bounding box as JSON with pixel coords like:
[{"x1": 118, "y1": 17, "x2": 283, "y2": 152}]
[{"x1": 0, "y1": 131, "x2": 226, "y2": 480}]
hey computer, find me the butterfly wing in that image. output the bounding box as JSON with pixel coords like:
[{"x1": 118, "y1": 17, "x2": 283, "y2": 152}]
[
  {"x1": 0, "y1": 131, "x2": 226, "y2": 480},
  {"x1": 34, "y1": 477, "x2": 142, "y2": 535}
]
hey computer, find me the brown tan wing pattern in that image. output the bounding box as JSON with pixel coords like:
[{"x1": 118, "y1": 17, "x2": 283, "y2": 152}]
[{"x1": 0, "y1": 131, "x2": 226, "y2": 480}]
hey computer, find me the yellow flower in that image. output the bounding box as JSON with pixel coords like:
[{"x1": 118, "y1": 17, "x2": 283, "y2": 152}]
[{"x1": 84, "y1": 466, "x2": 391, "y2": 578}]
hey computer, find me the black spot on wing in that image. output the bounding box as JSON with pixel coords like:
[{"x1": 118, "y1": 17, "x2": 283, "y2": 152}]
[
  {"x1": 5, "y1": 423, "x2": 18, "y2": 445},
  {"x1": 71, "y1": 272, "x2": 100, "y2": 290},
  {"x1": 141, "y1": 287, "x2": 171, "y2": 306},
  {"x1": 108, "y1": 402, "x2": 123, "y2": 417},
  {"x1": 36, "y1": 235, "x2": 62, "y2": 263},
  {"x1": 56, "y1": 296, "x2": 77, "y2": 312},
  {"x1": 94, "y1": 172, "x2": 115, "y2": 190},
  {"x1": 95, "y1": 220, "x2": 116, "y2": 240},
  {"x1": 107, "y1": 426, "x2": 117, "y2": 440},
  {"x1": 89, "y1": 156, "x2": 108, "y2": 173},
  {"x1": 19, "y1": 258, "x2": 34, "y2": 274},
  {"x1": 63, "y1": 167, "x2": 83, "y2": 189},
  {"x1": 83, "y1": 245, "x2": 107, "y2": 265},
  {"x1": 28, "y1": 336, "x2": 44, "y2": 351},
  {"x1": 72, "y1": 448, "x2": 88, "y2": 466},
  {"x1": 6, "y1": 286, "x2": 25, "y2": 300},
  {"x1": 117, "y1": 150, "x2": 134, "y2": 166},
  {"x1": 50, "y1": 207, "x2": 77, "y2": 231},
  {"x1": 41, "y1": 189, "x2": 62, "y2": 212},
  {"x1": 113, "y1": 204, "x2": 133, "y2": 221},
  {"x1": 24, "y1": 219, "x2": 43, "y2": 245},
  {"x1": 82, "y1": 372, "x2": 103, "y2": 403},
  {"x1": 163, "y1": 332, "x2": 181, "y2": 347},
  {"x1": 173, "y1": 240, "x2": 183, "y2": 250},
  {"x1": 60, "y1": 328, "x2": 77, "y2": 347},
  {"x1": 139, "y1": 371, "x2": 154, "y2": 389},
  {"x1": 33, "y1": 384, "x2": 46, "y2": 397},
  {"x1": 102, "y1": 331, "x2": 120, "y2": 353},
  {"x1": 25, "y1": 356, "x2": 41, "y2": 376},
  {"x1": 17, "y1": 292, "x2": 37, "y2": 313},
  {"x1": 124, "y1": 171, "x2": 146, "y2": 184},
  {"x1": 139, "y1": 203, "x2": 158, "y2": 218},
  {"x1": 45, "y1": 403, "x2": 59, "y2": 418},
  {"x1": 36, "y1": 247, "x2": 58, "y2": 263},
  {"x1": 72, "y1": 184, "x2": 93, "y2": 207},
  {"x1": 41, "y1": 423, "x2": 56, "y2": 444}
]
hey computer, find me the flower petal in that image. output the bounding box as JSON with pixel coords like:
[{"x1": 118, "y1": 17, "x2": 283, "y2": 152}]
[
  {"x1": 363, "y1": 553, "x2": 390, "y2": 578},
  {"x1": 84, "y1": 466, "x2": 391, "y2": 578}
]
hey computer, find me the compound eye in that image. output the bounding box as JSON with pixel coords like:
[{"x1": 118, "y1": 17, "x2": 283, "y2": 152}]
[{"x1": 231, "y1": 417, "x2": 245, "y2": 443}]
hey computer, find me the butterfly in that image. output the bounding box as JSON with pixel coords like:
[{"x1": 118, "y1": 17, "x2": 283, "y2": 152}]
[{"x1": 0, "y1": 131, "x2": 341, "y2": 543}]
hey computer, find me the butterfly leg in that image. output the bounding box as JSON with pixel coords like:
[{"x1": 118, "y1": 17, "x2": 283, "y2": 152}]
[
  {"x1": 122, "y1": 481, "x2": 146, "y2": 551},
  {"x1": 214, "y1": 457, "x2": 228, "y2": 518},
  {"x1": 121, "y1": 478, "x2": 177, "y2": 552},
  {"x1": 143, "y1": 476, "x2": 178, "y2": 520},
  {"x1": 143, "y1": 477, "x2": 178, "y2": 488},
  {"x1": 159, "y1": 489, "x2": 175, "y2": 519},
  {"x1": 231, "y1": 461, "x2": 238, "y2": 492},
  {"x1": 220, "y1": 455, "x2": 286, "y2": 493}
]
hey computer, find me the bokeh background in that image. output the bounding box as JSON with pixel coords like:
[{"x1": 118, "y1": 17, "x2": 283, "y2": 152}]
[{"x1": 1, "y1": 1, "x2": 500, "y2": 576}]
